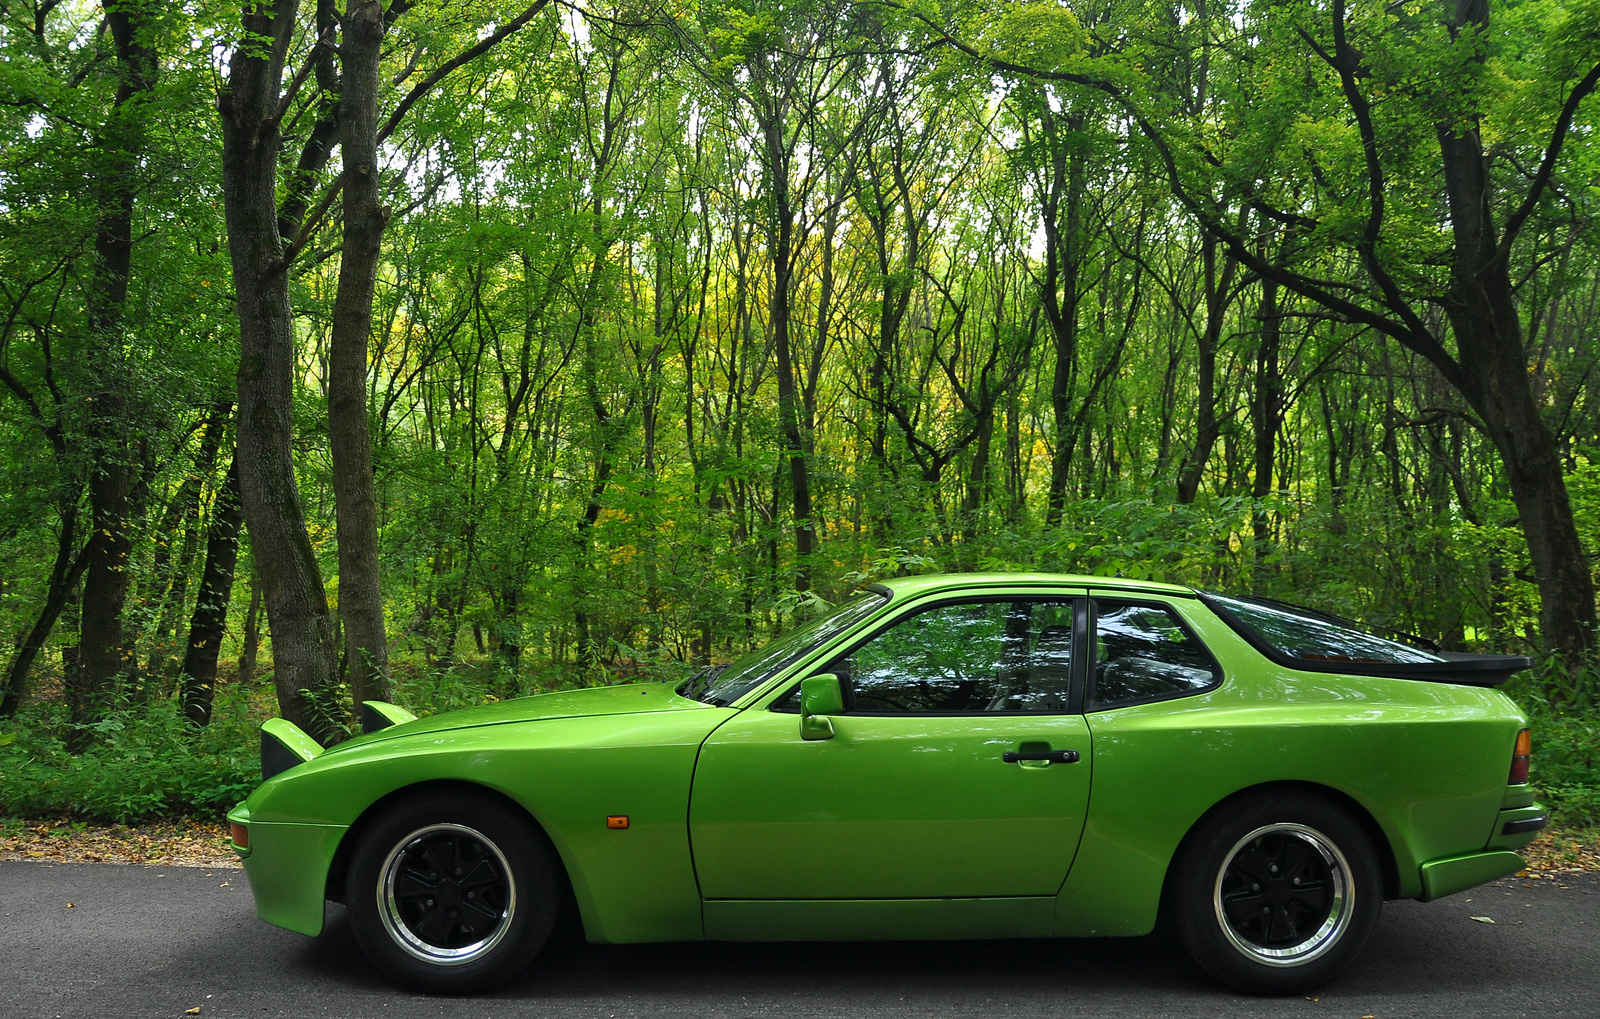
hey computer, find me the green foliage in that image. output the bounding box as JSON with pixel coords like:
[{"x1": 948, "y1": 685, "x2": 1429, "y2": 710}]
[
  {"x1": 0, "y1": 690, "x2": 262, "y2": 824},
  {"x1": 3, "y1": 0, "x2": 1600, "y2": 825},
  {"x1": 1528, "y1": 711, "x2": 1600, "y2": 826}
]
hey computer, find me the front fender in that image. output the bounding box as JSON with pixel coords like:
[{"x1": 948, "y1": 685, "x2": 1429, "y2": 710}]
[{"x1": 243, "y1": 707, "x2": 735, "y2": 944}]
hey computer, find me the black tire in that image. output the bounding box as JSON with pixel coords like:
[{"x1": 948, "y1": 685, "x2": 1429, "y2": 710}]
[
  {"x1": 346, "y1": 787, "x2": 560, "y2": 994},
  {"x1": 1170, "y1": 791, "x2": 1383, "y2": 995}
]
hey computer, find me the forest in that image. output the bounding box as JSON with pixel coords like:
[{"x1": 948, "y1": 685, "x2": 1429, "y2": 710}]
[{"x1": 1, "y1": 0, "x2": 1598, "y2": 825}]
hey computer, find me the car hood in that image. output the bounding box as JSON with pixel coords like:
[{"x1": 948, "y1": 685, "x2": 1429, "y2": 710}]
[{"x1": 326, "y1": 682, "x2": 714, "y2": 752}]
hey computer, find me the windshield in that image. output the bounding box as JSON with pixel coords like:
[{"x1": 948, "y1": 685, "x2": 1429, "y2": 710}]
[
  {"x1": 678, "y1": 591, "x2": 887, "y2": 706},
  {"x1": 1208, "y1": 594, "x2": 1442, "y2": 665}
]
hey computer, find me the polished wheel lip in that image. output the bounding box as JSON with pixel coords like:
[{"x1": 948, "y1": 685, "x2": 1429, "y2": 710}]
[
  {"x1": 1213, "y1": 821, "x2": 1352, "y2": 968},
  {"x1": 378, "y1": 822, "x2": 516, "y2": 967}
]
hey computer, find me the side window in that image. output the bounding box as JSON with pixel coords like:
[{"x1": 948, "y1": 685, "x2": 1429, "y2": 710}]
[
  {"x1": 775, "y1": 600, "x2": 1075, "y2": 714},
  {"x1": 1091, "y1": 600, "x2": 1218, "y2": 710}
]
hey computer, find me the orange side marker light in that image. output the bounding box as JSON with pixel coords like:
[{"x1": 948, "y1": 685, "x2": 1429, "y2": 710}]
[{"x1": 606, "y1": 815, "x2": 629, "y2": 830}]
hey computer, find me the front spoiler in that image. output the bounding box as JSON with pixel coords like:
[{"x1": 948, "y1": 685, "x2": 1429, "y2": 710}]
[{"x1": 235, "y1": 818, "x2": 347, "y2": 936}]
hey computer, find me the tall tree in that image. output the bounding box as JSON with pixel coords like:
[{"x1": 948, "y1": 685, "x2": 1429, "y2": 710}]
[
  {"x1": 219, "y1": 0, "x2": 344, "y2": 741},
  {"x1": 932, "y1": 0, "x2": 1600, "y2": 661},
  {"x1": 328, "y1": 0, "x2": 392, "y2": 708}
]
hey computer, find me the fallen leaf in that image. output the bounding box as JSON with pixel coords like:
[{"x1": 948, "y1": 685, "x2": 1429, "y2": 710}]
[
  {"x1": 1470, "y1": 916, "x2": 1495, "y2": 924},
  {"x1": 186, "y1": 1009, "x2": 201, "y2": 1015}
]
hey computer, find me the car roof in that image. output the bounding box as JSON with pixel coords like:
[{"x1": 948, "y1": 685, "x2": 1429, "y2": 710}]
[{"x1": 870, "y1": 572, "x2": 1195, "y2": 600}]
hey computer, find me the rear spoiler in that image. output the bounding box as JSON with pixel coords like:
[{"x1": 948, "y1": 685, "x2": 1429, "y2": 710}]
[{"x1": 1197, "y1": 593, "x2": 1534, "y2": 687}]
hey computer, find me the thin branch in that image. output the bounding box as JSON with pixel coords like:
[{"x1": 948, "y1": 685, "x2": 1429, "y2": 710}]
[
  {"x1": 280, "y1": 171, "x2": 344, "y2": 267},
  {"x1": 1497, "y1": 60, "x2": 1600, "y2": 262},
  {"x1": 377, "y1": 0, "x2": 553, "y2": 144},
  {"x1": 272, "y1": 29, "x2": 335, "y2": 125}
]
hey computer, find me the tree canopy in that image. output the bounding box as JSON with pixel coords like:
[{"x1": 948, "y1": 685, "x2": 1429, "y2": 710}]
[{"x1": 4, "y1": 0, "x2": 1600, "y2": 739}]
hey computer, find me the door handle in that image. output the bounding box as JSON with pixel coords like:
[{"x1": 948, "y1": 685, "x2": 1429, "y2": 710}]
[{"x1": 1003, "y1": 749, "x2": 1079, "y2": 764}]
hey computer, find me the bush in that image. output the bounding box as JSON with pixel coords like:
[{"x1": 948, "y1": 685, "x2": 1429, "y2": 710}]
[
  {"x1": 0, "y1": 687, "x2": 262, "y2": 824},
  {"x1": 1523, "y1": 710, "x2": 1600, "y2": 827},
  {"x1": 1504, "y1": 660, "x2": 1600, "y2": 827}
]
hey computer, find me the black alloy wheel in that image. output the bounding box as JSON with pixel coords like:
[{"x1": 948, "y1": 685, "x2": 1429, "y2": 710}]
[
  {"x1": 1214, "y1": 823, "x2": 1351, "y2": 965},
  {"x1": 379, "y1": 823, "x2": 516, "y2": 964},
  {"x1": 1171, "y1": 791, "x2": 1382, "y2": 995},
  {"x1": 347, "y1": 788, "x2": 560, "y2": 993}
]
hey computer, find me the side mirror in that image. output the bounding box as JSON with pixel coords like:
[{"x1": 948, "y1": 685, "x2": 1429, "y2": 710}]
[{"x1": 799, "y1": 673, "x2": 843, "y2": 741}]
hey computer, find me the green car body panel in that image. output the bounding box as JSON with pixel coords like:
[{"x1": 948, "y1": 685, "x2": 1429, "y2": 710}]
[{"x1": 233, "y1": 573, "x2": 1540, "y2": 947}]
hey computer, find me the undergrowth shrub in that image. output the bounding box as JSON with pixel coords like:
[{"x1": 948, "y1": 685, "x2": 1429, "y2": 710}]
[{"x1": 0, "y1": 685, "x2": 262, "y2": 823}]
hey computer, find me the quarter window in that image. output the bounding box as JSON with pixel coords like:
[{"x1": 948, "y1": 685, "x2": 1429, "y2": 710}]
[{"x1": 1091, "y1": 601, "x2": 1218, "y2": 709}]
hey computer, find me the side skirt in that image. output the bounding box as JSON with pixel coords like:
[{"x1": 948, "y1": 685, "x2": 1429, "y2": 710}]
[{"x1": 702, "y1": 897, "x2": 1055, "y2": 942}]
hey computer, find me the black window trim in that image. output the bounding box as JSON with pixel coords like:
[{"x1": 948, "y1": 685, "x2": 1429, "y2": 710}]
[
  {"x1": 1195, "y1": 591, "x2": 1533, "y2": 687},
  {"x1": 1085, "y1": 595, "x2": 1224, "y2": 713},
  {"x1": 768, "y1": 592, "x2": 1091, "y2": 717}
]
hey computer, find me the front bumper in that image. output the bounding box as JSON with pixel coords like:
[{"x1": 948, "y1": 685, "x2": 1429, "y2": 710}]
[{"x1": 229, "y1": 802, "x2": 346, "y2": 937}]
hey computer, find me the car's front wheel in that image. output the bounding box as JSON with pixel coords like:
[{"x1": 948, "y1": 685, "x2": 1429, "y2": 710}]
[
  {"x1": 1171, "y1": 792, "x2": 1382, "y2": 995},
  {"x1": 347, "y1": 788, "x2": 560, "y2": 993}
]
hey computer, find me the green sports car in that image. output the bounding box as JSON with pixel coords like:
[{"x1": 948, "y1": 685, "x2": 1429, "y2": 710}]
[{"x1": 228, "y1": 573, "x2": 1545, "y2": 995}]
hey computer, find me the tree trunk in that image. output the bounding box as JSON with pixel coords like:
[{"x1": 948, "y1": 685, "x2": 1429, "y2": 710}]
[
  {"x1": 72, "y1": 1, "x2": 161, "y2": 748},
  {"x1": 144, "y1": 403, "x2": 230, "y2": 685},
  {"x1": 1176, "y1": 237, "x2": 1237, "y2": 505},
  {"x1": 1, "y1": 508, "x2": 88, "y2": 717},
  {"x1": 328, "y1": 0, "x2": 392, "y2": 709},
  {"x1": 1042, "y1": 112, "x2": 1086, "y2": 527},
  {"x1": 238, "y1": 567, "x2": 262, "y2": 688},
  {"x1": 181, "y1": 457, "x2": 245, "y2": 726},
  {"x1": 219, "y1": 0, "x2": 341, "y2": 744},
  {"x1": 1251, "y1": 270, "x2": 1282, "y2": 585},
  {"x1": 762, "y1": 110, "x2": 816, "y2": 591},
  {"x1": 1437, "y1": 141, "x2": 1595, "y2": 660},
  {"x1": 1430, "y1": 38, "x2": 1597, "y2": 663}
]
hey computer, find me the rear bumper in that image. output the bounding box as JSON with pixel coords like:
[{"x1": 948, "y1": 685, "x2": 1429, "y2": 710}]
[
  {"x1": 1488, "y1": 802, "x2": 1547, "y2": 851},
  {"x1": 1417, "y1": 850, "x2": 1524, "y2": 902},
  {"x1": 236, "y1": 818, "x2": 347, "y2": 936}
]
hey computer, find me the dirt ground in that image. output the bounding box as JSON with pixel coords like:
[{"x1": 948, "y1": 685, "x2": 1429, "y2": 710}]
[
  {"x1": 0, "y1": 818, "x2": 240, "y2": 868},
  {"x1": 2, "y1": 817, "x2": 1596, "y2": 877}
]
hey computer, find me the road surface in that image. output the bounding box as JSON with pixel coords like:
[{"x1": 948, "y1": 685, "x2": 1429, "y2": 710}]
[{"x1": 1, "y1": 861, "x2": 1595, "y2": 1018}]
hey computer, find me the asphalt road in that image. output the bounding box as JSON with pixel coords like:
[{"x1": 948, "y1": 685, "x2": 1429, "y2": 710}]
[{"x1": 1, "y1": 861, "x2": 1596, "y2": 1019}]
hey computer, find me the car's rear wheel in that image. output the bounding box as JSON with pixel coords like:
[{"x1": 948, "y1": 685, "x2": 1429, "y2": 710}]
[
  {"x1": 347, "y1": 788, "x2": 559, "y2": 993},
  {"x1": 1171, "y1": 792, "x2": 1382, "y2": 995}
]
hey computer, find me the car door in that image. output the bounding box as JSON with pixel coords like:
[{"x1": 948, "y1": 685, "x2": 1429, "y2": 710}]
[{"x1": 689, "y1": 595, "x2": 1092, "y2": 901}]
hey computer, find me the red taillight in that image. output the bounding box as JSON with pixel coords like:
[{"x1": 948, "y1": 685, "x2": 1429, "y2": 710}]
[
  {"x1": 230, "y1": 821, "x2": 249, "y2": 849},
  {"x1": 1508, "y1": 728, "x2": 1531, "y2": 785}
]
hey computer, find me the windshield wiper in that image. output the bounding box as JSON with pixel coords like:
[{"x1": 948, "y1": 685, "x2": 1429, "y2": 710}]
[{"x1": 680, "y1": 664, "x2": 729, "y2": 704}]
